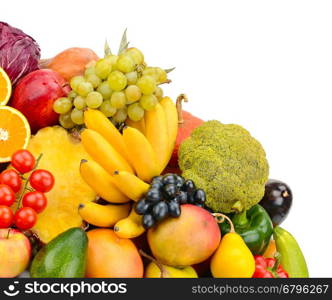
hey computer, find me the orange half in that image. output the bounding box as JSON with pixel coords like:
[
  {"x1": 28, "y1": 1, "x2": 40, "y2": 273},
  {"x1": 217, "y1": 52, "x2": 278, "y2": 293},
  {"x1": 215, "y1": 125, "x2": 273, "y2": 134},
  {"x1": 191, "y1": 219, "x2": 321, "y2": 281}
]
[
  {"x1": 0, "y1": 106, "x2": 31, "y2": 162},
  {"x1": 0, "y1": 67, "x2": 12, "y2": 106}
]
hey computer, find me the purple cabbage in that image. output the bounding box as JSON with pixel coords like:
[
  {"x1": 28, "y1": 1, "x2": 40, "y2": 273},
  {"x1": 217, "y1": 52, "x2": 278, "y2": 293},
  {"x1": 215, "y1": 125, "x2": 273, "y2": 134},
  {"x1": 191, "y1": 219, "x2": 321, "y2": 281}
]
[{"x1": 0, "y1": 22, "x2": 41, "y2": 86}]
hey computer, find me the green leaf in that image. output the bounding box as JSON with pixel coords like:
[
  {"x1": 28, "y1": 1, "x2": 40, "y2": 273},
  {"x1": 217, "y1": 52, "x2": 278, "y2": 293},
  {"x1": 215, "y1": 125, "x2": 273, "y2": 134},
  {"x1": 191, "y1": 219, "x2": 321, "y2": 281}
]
[
  {"x1": 165, "y1": 67, "x2": 176, "y2": 73},
  {"x1": 118, "y1": 29, "x2": 129, "y2": 55},
  {"x1": 104, "y1": 39, "x2": 112, "y2": 57}
]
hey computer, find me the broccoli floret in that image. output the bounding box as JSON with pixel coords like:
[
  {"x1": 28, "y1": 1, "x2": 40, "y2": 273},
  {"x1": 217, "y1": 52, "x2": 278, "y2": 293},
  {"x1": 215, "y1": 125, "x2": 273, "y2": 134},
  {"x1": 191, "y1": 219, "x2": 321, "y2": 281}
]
[{"x1": 179, "y1": 120, "x2": 269, "y2": 213}]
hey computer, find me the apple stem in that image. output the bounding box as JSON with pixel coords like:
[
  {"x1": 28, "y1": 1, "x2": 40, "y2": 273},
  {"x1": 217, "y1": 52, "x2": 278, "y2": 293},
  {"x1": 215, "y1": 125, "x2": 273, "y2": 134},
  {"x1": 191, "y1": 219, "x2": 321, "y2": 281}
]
[
  {"x1": 176, "y1": 94, "x2": 188, "y2": 124},
  {"x1": 139, "y1": 249, "x2": 166, "y2": 278},
  {"x1": 212, "y1": 213, "x2": 235, "y2": 233}
]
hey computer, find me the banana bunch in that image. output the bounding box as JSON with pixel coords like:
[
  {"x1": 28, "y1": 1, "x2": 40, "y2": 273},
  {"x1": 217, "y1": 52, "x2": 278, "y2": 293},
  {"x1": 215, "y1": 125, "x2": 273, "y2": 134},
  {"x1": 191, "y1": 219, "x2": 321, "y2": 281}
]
[{"x1": 79, "y1": 97, "x2": 178, "y2": 238}]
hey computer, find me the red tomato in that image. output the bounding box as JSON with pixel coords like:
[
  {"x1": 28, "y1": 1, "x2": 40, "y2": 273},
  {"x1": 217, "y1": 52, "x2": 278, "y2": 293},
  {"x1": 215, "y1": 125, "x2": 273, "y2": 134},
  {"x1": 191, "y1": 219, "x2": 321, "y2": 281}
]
[
  {"x1": 29, "y1": 169, "x2": 55, "y2": 193},
  {"x1": 0, "y1": 184, "x2": 16, "y2": 206},
  {"x1": 0, "y1": 205, "x2": 14, "y2": 228},
  {"x1": 0, "y1": 169, "x2": 22, "y2": 193},
  {"x1": 14, "y1": 207, "x2": 37, "y2": 230},
  {"x1": 11, "y1": 150, "x2": 36, "y2": 174},
  {"x1": 22, "y1": 191, "x2": 47, "y2": 213}
]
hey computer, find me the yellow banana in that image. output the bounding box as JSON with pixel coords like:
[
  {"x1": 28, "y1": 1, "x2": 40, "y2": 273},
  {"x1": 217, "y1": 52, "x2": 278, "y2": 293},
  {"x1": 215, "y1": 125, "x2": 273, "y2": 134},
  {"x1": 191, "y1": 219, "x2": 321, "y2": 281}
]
[
  {"x1": 84, "y1": 109, "x2": 132, "y2": 164},
  {"x1": 160, "y1": 97, "x2": 178, "y2": 168},
  {"x1": 145, "y1": 103, "x2": 169, "y2": 172},
  {"x1": 81, "y1": 129, "x2": 134, "y2": 174},
  {"x1": 122, "y1": 127, "x2": 159, "y2": 182},
  {"x1": 125, "y1": 118, "x2": 146, "y2": 135},
  {"x1": 112, "y1": 170, "x2": 150, "y2": 201},
  {"x1": 78, "y1": 201, "x2": 131, "y2": 227},
  {"x1": 80, "y1": 159, "x2": 129, "y2": 203},
  {"x1": 114, "y1": 207, "x2": 145, "y2": 239}
]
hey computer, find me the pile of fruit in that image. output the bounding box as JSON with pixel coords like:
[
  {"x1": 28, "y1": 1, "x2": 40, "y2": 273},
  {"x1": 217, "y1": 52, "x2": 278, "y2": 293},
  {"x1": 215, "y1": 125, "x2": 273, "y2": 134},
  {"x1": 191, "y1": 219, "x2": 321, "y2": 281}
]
[{"x1": 0, "y1": 22, "x2": 309, "y2": 278}]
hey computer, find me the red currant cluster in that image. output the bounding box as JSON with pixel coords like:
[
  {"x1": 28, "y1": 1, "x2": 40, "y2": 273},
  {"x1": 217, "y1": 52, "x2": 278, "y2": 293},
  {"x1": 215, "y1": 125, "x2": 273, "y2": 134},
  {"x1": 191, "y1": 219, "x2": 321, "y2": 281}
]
[{"x1": 0, "y1": 150, "x2": 55, "y2": 230}]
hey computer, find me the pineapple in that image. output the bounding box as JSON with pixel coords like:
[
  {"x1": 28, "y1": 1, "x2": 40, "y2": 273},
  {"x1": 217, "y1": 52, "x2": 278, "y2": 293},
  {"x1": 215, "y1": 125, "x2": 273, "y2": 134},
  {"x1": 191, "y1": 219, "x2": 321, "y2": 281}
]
[{"x1": 28, "y1": 126, "x2": 96, "y2": 243}]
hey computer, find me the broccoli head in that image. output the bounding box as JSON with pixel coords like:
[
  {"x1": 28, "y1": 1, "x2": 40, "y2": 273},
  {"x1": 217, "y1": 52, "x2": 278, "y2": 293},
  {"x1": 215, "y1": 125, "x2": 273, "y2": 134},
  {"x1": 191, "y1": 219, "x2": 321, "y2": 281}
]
[{"x1": 179, "y1": 120, "x2": 269, "y2": 213}]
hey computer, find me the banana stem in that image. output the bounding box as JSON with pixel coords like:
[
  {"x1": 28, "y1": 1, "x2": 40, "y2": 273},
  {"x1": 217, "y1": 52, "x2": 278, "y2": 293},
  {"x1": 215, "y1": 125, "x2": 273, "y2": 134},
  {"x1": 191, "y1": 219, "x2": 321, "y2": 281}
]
[
  {"x1": 212, "y1": 213, "x2": 235, "y2": 233},
  {"x1": 176, "y1": 94, "x2": 188, "y2": 124},
  {"x1": 139, "y1": 249, "x2": 166, "y2": 278}
]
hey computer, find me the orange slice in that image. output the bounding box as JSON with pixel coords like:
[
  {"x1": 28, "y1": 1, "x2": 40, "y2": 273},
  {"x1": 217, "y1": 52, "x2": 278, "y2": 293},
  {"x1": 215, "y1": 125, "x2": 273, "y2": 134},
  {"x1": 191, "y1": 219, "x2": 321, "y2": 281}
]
[
  {"x1": 0, "y1": 106, "x2": 31, "y2": 162},
  {"x1": 0, "y1": 68, "x2": 12, "y2": 106}
]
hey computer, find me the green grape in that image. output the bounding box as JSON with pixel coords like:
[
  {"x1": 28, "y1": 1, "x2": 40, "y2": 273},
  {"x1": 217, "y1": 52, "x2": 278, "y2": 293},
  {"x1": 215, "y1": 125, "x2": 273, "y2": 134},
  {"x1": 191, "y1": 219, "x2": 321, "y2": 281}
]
[
  {"x1": 70, "y1": 76, "x2": 85, "y2": 91},
  {"x1": 105, "y1": 55, "x2": 119, "y2": 69},
  {"x1": 73, "y1": 96, "x2": 87, "y2": 110},
  {"x1": 116, "y1": 54, "x2": 135, "y2": 73},
  {"x1": 84, "y1": 66, "x2": 96, "y2": 77},
  {"x1": 113, "y1": 107, "x2": 127, "y2": 123},
  {"x1": 126, "y1": 71, "x2": 138, "y2": 85},
  {"x1": 125, "y1": 85, "x2": 141, "y2": 104},
  {"x1": 108, "y1": 71, "x2": 127, "y2": 91},
  {"x1": 136, "y1": 75, "x2": 156, "y2": 95},
  {"x1": 53, "y1": 97, "x2": 72, "y2": 114},
  {"x1": 67, "y1": 90, "x2": 77, "y2": 100},
  {"x1": 86, "y1": 74, "x2": 101, "y2": 88},
  {"x1": 154, "y1": 86, "x2": 164, "y2": 100},
  {"x1": 99, "y1": 100, "x2": 117, "y2": 117},
  {"x1": 110, "y1": 91, "x2": 126, "y2": 109},
  {"x1": 77, "y1": 81, "x2": 94, "y2": 97},
  {"x1": 95, "y1": 58, "x2": 112, "y2": 79},
  {"x1": 142, "y1": 67, "x2": 158, "y2": 81},
  {"x1": 59, "y1": 113, "x2": 75, "y2": 129},
  {"x1": 97, "y1": 81, "x2": 113, "y2": 99},
  {"x1": 128, "y1": 103, "x2": 144, "y2": 121},
  {"x1": 71, "y1": 108, "x2": 84, "y2": 125},
  {"x1": 155, "y1": 67, "x2": 168, "y2": 83},
  {"x1": 126, "y1": 48, "x2": 144, "y2": 65},
  {"x1": 140, "y1": 94, "x2": 158, "y2": 111},
  {"x1": 86, "y1": 91, "x2": 103, "y2": 108}
]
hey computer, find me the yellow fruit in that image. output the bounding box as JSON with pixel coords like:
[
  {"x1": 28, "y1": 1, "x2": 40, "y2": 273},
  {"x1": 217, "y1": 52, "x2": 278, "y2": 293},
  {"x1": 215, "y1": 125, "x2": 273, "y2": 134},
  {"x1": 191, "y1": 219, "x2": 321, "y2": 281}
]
[
  {"x1": 114, "y1": 207, "x2": 145, "y2": 239},
  {"x1": 0, "y1": 106, "x2": 30, "y2": 163},
  {"x1": 160, "y1": 97, "x2": 178, "y2": 168},
  {"x1": 78, "y1": 201, "x2": 131, "y2": 227},
  {"x1": 112, "y1": 170, "x2": 150, "y2": 201},
  {"x1": 27, "y1": 126, "x2": 96, "y2": 243},
  {"x1": 79, "y1": 159, "x2": 128, "y2": 203},
  {"x1": 122, "y1": 127, "x2": 159, "y2": 182},
  {"x1": 81, "y1": 129, "x2": 134, "y2": 174},
  {"x1": 0, "y1": 67, "x2": 12, "y2": 106},
  {"x1": 145, "y1": 103, "x2": 169, "y2": 173},
  {"x1": 145, "y1": 262, "x2": 198, "y2": 278},
  {"x1": 125, "y1": 118, "x2": 146, "y2": 135},
  {"x1": 84, "y1": 109, "x2": 132, "y2": 164}
]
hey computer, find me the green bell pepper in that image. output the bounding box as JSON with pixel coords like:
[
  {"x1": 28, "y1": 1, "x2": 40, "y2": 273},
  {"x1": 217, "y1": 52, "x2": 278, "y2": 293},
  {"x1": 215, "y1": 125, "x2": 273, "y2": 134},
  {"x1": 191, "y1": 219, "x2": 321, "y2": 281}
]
[{"x1": 219, "y1": 204, "x2": 273, "y2": 255}]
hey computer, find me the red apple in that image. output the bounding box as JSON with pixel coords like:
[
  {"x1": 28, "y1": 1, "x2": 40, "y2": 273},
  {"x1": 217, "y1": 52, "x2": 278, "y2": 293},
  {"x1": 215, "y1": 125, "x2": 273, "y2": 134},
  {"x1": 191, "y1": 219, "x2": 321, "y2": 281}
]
[
  {"x1": 10, "y1": 69, "x2": 70, "y2": 133},
  {"x1": 169, "y1": 95, "x2": 204, "y2": 168},
  {"x1": 0, "y1": 228, "x2": 31, "y2": 277}
]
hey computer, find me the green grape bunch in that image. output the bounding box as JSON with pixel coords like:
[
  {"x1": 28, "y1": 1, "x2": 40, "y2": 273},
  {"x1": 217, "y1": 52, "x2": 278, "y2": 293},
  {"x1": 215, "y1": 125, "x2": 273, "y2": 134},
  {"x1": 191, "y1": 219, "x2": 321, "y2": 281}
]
[{"x1": 53, "y1": 30, "x2": 173, "y2": 129}]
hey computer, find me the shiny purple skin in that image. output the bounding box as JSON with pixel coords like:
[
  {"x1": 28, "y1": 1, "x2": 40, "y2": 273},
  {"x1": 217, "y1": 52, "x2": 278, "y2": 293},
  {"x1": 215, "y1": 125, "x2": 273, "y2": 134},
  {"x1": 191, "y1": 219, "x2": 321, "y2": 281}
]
[{"x1": 259, "y1": 179, "x2": 293, "y2": 226}]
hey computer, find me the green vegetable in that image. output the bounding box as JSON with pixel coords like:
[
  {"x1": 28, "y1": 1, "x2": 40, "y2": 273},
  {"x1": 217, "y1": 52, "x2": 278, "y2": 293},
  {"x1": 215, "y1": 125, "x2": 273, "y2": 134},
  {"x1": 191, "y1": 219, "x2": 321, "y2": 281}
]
[
  {"x1": 273, "y1": 226, "x2": 309, "y2": 278},
  {"x1": 220, "y1": 204, "x2": 273, "y2": 255},
  {"x1": 30, "y1": 228, "x2": 88, "y2": 278},
  {"x1": 179, "y1": 120, "x2": 269, "y2": 213}
]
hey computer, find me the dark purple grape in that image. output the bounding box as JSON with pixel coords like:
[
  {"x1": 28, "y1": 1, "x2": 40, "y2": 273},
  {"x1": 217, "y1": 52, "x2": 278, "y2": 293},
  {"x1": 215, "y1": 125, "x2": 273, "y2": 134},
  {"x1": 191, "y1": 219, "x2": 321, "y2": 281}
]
[
  {"x1": 187, "y1": 193, "x2": 196, "y2": 204},
  {"x1": 168, "y1": 200, "x2": 181, "y2": 217},
  {"x1": 182, "y1": 180, "x2": 196, "y2": 194},
  {"x1": 163, "y1": 184, "x2": 177, "y2": 199},
  {"x1": 135, "y1": 198, "x2": 152, "y2": 215},
  {"x1": 146, "y1": 188, "x2": 162, "y2": 204},
  {"x1": 259, "y1": 179, "x2": 292, "y2": 226},
  {"x1": 175, "y1": 191, "x2": 188, "y2": 204},
  {"x1": 162, "y1": 174, "x2": 177, "y2": 185},
  {"x1": 174, "y1": 175, "x2": 185, "y2": 188},
  {"x1": 152, "y1": 201, "x2": 169, "y2": 221},
  {"x1": 194, "y1": 189, "x2": 206, "y2": 204},
  {"x1": 142, "y1": 214, "x2": 155, "y2": 229}
]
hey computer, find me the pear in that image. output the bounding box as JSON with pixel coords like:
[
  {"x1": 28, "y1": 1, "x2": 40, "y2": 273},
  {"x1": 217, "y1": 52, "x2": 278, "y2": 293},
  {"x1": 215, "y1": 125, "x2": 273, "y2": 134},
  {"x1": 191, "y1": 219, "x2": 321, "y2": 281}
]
[
  {"x1": 145, "y1": 262, "x2": 198, "y2": 278},
  {"x1": 210, "y1": 213, "x2": 255, "y2": 278}
]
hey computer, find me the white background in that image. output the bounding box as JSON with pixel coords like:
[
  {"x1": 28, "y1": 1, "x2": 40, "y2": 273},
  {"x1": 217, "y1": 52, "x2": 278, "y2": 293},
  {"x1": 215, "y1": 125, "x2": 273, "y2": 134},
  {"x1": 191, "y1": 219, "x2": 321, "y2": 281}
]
[{"x1": 1, "y1": 0, "x2": 331, "y2": 277}]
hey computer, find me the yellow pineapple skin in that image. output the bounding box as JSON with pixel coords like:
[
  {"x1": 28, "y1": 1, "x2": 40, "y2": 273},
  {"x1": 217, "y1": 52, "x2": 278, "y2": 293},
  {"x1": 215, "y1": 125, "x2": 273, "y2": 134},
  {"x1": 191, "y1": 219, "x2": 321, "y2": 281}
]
[{"x1": 27, "y1": 126, "x2": 96, "y2": 243}]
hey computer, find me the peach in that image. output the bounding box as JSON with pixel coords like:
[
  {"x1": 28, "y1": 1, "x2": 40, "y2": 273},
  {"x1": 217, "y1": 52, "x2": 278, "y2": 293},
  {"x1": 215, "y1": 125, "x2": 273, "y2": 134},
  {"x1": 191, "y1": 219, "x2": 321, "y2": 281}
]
[
  {"x1": 148, "y1": 204, "x2": 221, "y2": 267},
  {"x1": 86, "y1": 228, "x2": 143, "y2": 278}
]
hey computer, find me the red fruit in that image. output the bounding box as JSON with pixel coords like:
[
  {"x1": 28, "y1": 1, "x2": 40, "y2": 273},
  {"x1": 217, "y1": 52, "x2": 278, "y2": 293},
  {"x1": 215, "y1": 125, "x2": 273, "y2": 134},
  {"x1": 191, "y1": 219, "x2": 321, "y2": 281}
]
[
  {"x1": 11, "y1": 150, "x2": 35, "y2": 174},
  {"x1": 14, "y1": 207, "x2": 37, "y2": 230},
  {"x1": 29, "y1": 169, "x2": 55, "y2": 193},
  {"x1": 0, "y1": 169, "x2": 22, "y2": 193},
  {"x1": 0, "y1": 206, "x2": 14, "y2": 228},
  {"x1": 22, "y1": 191, "x2": 47, "y2": 213},
  {"x1": 10, "y1": 69, "x2": 70, "y2": 133},
  {"x1": 0, "y1": 184, "x2": 15, "y2": 206},
  {"x1": 169, "y1": 95, "x2": 204, "y2": 167}
]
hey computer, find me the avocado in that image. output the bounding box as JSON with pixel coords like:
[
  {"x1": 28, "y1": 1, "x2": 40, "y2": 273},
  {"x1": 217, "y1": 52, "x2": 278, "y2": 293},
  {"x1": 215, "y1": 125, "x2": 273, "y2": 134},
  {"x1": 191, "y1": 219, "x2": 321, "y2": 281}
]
[{"x1": 30, "y1": 227, "x2": 88, "y2": 278}]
